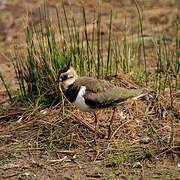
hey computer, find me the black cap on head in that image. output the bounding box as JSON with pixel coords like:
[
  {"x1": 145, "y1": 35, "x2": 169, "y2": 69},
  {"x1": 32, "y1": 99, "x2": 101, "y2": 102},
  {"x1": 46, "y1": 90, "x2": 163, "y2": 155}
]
[{"x1": 57, "y1": 61, "x2": 72, "y2": 82}]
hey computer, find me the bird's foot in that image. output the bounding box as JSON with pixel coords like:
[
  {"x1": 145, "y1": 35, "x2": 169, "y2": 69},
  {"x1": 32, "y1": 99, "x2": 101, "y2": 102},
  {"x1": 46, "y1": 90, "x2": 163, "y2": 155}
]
[
  {"x1": 107, "y1": 133, "x2": 111, "y2": 140},
  {"x1": 107, "y1": 126, "x2": 112, "y2": 140}
]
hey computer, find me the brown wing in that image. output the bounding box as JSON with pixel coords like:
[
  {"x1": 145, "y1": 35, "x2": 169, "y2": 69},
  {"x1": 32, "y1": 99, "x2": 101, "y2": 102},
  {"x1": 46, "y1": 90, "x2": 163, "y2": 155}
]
[
  {"x1": 74, "y1": 77, "x2": 143, "y2": 109},
  {"x1": 74, "y1": 77, "x2": 115, "y2": 93}
]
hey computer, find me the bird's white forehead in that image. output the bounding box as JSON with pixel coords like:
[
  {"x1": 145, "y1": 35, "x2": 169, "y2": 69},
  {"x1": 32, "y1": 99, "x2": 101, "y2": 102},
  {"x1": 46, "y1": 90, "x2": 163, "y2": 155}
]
[
  {"x1": 60, "y1": 67, "x2": 77, "y2": 90},
  {"x1": 60, "y1": 67, "x2": 73, "y2": 76},
  {"x1": 66, "y1": 67, "x2": 74, "y2": 74}
]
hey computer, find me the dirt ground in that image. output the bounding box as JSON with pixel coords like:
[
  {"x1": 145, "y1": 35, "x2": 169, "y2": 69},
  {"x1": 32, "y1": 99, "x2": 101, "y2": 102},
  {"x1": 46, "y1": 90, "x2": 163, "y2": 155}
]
[{"x1": 0, "y1": 0, "x2": 180, "y2": 179}]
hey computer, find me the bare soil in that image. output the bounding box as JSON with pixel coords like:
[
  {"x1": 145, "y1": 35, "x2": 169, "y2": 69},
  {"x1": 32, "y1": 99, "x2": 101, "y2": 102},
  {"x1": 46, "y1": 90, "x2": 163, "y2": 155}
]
[{"x1": 0, "y1": 0, "x2": 180, "y2": 179}]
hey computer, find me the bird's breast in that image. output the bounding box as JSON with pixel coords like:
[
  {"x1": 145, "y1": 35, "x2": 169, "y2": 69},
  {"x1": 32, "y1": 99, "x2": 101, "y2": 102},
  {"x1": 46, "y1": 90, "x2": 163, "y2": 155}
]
[
  {"x1": 73, "y1": 86, "x2": 92, "y2": 112},
  {"x1": 64, "y1": 84, "x2": 80, "y2": 102}
]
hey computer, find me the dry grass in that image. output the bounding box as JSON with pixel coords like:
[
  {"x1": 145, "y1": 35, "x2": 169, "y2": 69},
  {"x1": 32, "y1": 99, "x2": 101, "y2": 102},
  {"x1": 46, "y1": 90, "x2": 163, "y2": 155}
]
[
  {"x1": 0, "y1": 87, "x2": 179, "y2": 178},
  {"x1": 0, "y1": 71, "x2": 180, "y2": 179},
  {"x1": 0, "y1": 87, "x2": 179, "y2": 155}
]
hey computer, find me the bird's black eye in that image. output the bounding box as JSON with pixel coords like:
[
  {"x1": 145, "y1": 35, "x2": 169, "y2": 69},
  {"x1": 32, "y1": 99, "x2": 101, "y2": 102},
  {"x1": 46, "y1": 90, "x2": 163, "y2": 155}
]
[{"x1": 60, "y1": 74, "x2": 68, "y2": 81}]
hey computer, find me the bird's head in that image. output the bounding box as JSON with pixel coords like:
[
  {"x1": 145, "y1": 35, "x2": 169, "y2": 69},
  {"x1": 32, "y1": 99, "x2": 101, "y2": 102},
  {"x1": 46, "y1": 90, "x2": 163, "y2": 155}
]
[{"x1": 57, "y1": 62, "x2": 78, "y2": 90}]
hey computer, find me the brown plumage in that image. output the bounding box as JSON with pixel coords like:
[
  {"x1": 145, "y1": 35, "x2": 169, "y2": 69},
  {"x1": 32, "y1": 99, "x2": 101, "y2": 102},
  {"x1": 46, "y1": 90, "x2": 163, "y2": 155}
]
[{"x1": 71, "y1": 77, "x2": 145, "y2": 110}]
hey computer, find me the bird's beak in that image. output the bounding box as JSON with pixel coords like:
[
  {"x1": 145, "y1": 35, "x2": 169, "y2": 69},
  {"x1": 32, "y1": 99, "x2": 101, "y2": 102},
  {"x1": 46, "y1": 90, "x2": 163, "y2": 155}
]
[{"x1": 68, "y1": 74, "x2": 74, "y2": 78}]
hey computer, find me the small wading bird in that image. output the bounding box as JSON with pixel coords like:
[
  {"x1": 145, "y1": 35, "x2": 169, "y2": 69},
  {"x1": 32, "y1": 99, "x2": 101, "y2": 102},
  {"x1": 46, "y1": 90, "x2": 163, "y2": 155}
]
[{"x1": 58, "y1": 63, "x2": 151, "y2": 139}]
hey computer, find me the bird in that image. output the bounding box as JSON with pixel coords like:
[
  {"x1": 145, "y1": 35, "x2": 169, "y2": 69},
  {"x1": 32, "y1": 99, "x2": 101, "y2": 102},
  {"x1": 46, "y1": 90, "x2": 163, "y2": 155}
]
[{"x1": 58, "y1": 63, "x2": 151, "y2": 139}]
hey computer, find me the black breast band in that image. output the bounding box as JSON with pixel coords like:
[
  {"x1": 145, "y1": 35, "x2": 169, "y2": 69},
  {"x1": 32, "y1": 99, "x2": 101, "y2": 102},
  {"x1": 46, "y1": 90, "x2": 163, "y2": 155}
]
[{"x1": 64, "y1": 84, "x2": 81, "y2": 103}]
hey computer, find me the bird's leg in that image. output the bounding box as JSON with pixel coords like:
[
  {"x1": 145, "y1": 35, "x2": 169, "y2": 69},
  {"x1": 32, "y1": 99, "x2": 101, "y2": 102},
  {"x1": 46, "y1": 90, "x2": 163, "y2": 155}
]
[
  {"x1": 108, "y1": 107, "x2": 117, "y2": 139},
  {"x1": 93, "y1": 112, "x2": 98, "y2": 140}
]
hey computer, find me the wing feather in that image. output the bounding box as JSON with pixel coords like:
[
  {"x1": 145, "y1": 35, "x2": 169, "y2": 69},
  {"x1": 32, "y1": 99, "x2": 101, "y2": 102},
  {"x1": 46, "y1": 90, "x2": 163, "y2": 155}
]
[{"x1": 74, "y1": 77, "x2": 143, "y2": 109}]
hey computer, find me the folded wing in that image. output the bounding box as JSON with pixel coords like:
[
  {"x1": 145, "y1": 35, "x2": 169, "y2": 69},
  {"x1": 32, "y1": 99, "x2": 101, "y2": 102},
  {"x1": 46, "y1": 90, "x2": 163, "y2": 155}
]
[{"x1": 74, "y1": 77, "x2": 144, "y2": 109}]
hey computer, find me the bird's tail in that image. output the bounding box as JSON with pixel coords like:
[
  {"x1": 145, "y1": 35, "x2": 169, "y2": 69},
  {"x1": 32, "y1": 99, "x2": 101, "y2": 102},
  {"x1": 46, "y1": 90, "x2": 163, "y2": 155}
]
[{"x1": 132, "y1": 89, "x2": 155, "y2": 101}]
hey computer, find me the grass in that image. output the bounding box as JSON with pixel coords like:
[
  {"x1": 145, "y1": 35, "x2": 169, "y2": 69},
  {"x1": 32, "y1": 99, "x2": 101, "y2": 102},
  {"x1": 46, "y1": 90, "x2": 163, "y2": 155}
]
[
  {"x1": 106, "y1": 145, "x2": 153, "y2": 177},
  {"x1": 107, "y1": 146, "x2": 151, "y2": 167}
]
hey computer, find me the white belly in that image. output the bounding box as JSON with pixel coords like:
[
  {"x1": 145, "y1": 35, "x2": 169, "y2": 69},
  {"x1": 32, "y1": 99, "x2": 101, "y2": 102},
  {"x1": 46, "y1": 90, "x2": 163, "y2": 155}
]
[{"x1": 73, "y1": 86, "x2": 92, "y2": 112}]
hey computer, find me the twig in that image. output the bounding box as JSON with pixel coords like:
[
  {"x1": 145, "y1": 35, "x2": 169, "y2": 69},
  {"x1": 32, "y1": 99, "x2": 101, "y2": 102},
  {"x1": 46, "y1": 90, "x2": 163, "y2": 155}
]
[
  {"x1": 157, "y1": 145, "x2": 180, "y2": 157},
  {"x1": 69, "y1": 111, "x2": 105, "y2": 136},
  {"x1": 56, "y1": 150, "x2": 76, "y2": 154},
  {"x1": 86, "y1": 173, "x2": 102, "y2": 178},
  {"x1": 47, "y1": 156, "x2": 70, "y2": 163},
  {"x1": 2, "y1": 173, "x2": 20, "y2": 179},
  {"x1": 0, "y1": 71, "x2": 13, "y2": 103},
  {"x1": 110, "y1": 120, "x2": 132, "y2": 140}
]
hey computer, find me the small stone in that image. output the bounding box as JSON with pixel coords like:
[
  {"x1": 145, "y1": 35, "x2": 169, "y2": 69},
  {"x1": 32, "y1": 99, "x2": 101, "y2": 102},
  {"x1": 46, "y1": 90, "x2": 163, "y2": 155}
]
[
  {"x1": 177, "y1": 163, "x2": 180, "y2": 169},
  {"x1": 139, "y1": 137, "x2": 150, "y2": 144},
  {"x1": 17, "y1": 116, "x2": 23, "y2": 123},
  {"x1": 23, "y1": 172, "x2": 30, "y2": 177},
  {"x1": 40, "y1": 109, "x2": 47, "y2": 114},
  {"x1": 132, "y1": 162, "x2": 143, "y2": 168},
  {"x1": 119, "y1": 111, "x2": 126, "y2": 120}
]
